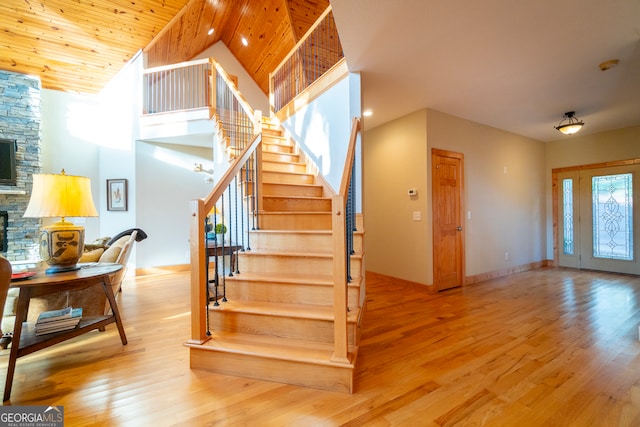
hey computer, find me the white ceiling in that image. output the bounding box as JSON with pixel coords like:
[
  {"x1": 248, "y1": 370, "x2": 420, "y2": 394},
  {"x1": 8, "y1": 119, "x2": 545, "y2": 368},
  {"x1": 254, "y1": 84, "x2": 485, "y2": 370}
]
[{"x1": 331, "y1": 0, "x2": 640, "y2": 142}]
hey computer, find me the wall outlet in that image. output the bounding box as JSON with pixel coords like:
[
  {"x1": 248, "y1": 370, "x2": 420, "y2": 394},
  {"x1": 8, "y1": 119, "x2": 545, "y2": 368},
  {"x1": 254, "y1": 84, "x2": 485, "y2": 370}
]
[{"x1": 412, "y1": 211, "x2": 421, "y2": 221}]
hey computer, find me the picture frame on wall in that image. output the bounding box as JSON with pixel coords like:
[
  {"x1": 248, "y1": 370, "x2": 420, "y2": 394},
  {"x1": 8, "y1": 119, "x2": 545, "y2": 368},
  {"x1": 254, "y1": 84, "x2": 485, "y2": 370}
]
[{"x1": 107, "y1": 179, "x2": 128, "y2": 211}]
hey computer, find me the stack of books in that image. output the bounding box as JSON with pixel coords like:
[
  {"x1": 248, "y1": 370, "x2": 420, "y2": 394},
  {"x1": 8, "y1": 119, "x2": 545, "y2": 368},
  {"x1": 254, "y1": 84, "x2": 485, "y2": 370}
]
[{"x1": 35, "y1": 307, "x2": 83, "y2": 336}]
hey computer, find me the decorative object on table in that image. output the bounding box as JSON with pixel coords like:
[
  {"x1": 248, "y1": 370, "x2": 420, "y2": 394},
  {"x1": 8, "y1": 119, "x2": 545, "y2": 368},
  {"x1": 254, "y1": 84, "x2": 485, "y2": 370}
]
[
  {"x1": 206, "y1": 206, "x2": 221, "y2": 239},
  {"x1": 214, "y1": 223, "x2": 227, "y2": 242},
  {"x1": 107, "y1": 179, "x2": 128, "y2": 211},
  {"x1": 23, "y1": 169, "x2": 99, "y2": 274},
  {"x1": 35, "y1": 306, "x2": 82, "y2": 336}
]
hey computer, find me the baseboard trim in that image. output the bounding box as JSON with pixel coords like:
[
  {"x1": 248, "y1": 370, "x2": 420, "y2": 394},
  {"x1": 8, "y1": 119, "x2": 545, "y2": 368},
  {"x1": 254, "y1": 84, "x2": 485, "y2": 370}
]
[{"x1": 464, "y1": 259, "x2": 552, "y2": 285}]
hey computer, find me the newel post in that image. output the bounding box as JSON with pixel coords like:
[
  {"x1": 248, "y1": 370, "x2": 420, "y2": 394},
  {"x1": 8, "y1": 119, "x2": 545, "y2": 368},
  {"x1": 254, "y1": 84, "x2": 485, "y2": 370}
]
[
  {"x1": 187, "y1": 198, "x2": 209, "y2": 344},
  {"x1": 331, "y1": 195, "x2": 350, "y2": 363}
]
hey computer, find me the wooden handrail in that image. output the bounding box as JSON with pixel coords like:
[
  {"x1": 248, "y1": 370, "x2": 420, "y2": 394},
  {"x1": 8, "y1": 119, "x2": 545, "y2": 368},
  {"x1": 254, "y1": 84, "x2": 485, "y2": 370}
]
[
  {"x1": 210, "y1": 59, "x2": 256, "y2": 125},
  {"x1": 331, "y1": 117, "x2": 361, "y2": 363},
  {"x1": 188, "y1": 132, "x2": 262, "y2": 344}
]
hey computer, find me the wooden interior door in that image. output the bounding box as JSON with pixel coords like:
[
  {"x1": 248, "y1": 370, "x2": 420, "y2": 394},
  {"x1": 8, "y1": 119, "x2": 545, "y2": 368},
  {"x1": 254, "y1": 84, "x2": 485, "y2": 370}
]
[{"x1": 432, "y1": 149, "x2": 465, "y2": 291}]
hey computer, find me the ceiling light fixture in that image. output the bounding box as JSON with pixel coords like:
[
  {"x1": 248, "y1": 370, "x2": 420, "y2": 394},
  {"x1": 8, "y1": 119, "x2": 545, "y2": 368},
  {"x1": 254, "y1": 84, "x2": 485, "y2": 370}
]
[
  {"x1": 554, "y1": 111, "x2": 584, "y2": 135},
  {"x1": 363, "y1": 110, "x2": 373, "y2": 117},
  {"x1": 241, "y1": 37, "x2": 248, "y2": 46},
  {"x1": 208, "y1": 28, "x2": 214, "y2": 36}
]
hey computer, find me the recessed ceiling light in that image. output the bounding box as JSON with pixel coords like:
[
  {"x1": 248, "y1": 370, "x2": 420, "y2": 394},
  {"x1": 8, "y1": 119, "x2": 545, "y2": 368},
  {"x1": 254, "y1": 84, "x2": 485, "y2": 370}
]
[
  {"x1": 241, "y1": 37, "x2": 248, "y2": 46},
  {"x1": 208, "y1": 28, "x2": 214, "y2": 36},
  {"x1": 363, "y1": 110, "x2": 373, "y2": 117}
]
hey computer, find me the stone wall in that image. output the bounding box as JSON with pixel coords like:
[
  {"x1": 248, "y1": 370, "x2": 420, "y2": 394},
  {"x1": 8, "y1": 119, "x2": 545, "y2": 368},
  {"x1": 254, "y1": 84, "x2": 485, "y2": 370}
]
[{"x1": 0, "y1": 70, "x2": 42, "y2": 261}]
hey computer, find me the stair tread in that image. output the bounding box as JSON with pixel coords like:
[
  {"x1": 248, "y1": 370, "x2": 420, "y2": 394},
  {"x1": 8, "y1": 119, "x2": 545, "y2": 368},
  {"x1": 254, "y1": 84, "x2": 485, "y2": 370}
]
[
  {"x1": 210, "y1": 299, "x2": 359, "y2": 321},
  {"x1": 262, "y1": 195, "x2": 330, "y2": 200},
  {"x1": 227, "y1": 271, "x2": 333, "y2": 284},
  {"x1": 226, "y1": 271, "x2": 362, "y2": 286},
  {"x1": 194, "y1": 331, "x2": 357, "y2": 365}
]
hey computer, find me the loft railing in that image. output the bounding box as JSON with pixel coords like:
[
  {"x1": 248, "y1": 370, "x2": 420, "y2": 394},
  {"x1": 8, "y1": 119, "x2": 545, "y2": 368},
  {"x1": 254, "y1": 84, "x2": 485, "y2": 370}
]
[
  {"x1": 331, "y1": 117, "x2": 360, "y2": 363},
  {"x1": 142, "y1": 58, "x2": 213, "y2": 115},
  {"x1": 269, "y1": 6, "x2": 344, "y2": 114}
]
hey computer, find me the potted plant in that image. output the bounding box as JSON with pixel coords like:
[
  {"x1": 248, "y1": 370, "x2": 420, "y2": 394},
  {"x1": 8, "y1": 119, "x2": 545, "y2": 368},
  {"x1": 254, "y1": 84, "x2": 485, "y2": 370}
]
[{"x1": 214, "y1": 223, "x2": 227, "y2": 242}]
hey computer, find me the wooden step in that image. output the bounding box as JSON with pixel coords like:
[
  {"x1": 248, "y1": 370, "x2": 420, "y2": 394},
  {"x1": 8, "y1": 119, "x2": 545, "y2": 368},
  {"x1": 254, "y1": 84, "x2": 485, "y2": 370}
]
[
  {"x1": 262, "y1": 134, "x2": 293, "y2": 147},
  {"x1": 258, "y1": 212, "x2": 332, "y2": 230},
  {"x1": 249, "y1": 230, "x2": 363, "y2": 254},
  {"x1": 224, "y1": 272, "x2": 362, "y2": 307},
  {"x1": 262, "y1": 151, "x2": 300, "y2": 164},
  {"x1": 263, "y1": 160, "x2": 307, "y2": 174},
  {"x1": 187, "y1": 331, "x2": 355, "y2": 393},
  {"x1": 262, "y1": 195, "x2": 331, "y2": 212},
  {"x1": 208, "y1": 300, "x2": 360, "y2": 344},
  {"x1": 262, "y1": 182, "x2": 323, "y2": 197},
  {"x1": 262, "y1": 171, "x2": 315, "y2": 185},
  {"x1": 237, "y1": 250, "x2": 363, "y2": 279},
  {"x1": 262, "y1": 141, "x2": 293, "y2": 154}
]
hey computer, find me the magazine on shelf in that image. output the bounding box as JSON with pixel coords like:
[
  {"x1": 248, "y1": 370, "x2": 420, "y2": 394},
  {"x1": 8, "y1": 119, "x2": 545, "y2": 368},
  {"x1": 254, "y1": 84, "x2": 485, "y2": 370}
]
[
  {"x1": 35, "y1": 307, "x2": 83, "y2": 335},
  {"x1": 36, "y1": 306, "x2": 72, "y2": 323}
]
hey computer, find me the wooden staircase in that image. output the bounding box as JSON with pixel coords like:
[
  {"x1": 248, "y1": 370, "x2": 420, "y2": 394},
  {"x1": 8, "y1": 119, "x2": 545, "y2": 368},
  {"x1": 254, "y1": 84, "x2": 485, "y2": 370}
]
[{"x1": 187, "y1": 118, "x2": 364, "y2": 393}]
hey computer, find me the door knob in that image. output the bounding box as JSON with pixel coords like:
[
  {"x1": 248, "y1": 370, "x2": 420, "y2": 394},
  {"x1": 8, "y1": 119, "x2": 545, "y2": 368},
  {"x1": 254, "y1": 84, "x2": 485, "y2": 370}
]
[{"x1": 456, "y1": 226, "x2": 462, "y2": 231}]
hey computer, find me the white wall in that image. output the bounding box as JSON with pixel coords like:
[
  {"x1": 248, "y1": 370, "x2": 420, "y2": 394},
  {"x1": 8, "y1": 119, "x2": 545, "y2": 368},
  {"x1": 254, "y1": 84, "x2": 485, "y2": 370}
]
[
  {"x1": 194, "y1": 41, "x2": 270, "y2": 114},
  {"x1": 280, "y1": 73, "x2": 362, "y2": 209},
  {"x1": 364, "y1": 108, "x2": 547, "y2": 286},
  {"x1": 40, "y1": 89, "x2": 101, "y2": 241}
]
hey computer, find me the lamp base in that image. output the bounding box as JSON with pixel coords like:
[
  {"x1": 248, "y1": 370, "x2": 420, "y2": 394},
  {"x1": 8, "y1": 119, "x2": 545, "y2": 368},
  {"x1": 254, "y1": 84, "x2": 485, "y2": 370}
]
[
  {"x1": 45, "y1": 264, "x2": 81, "y2": 275},
  {"x1": 39, "y1": 219, "x2": 86, "y2": 272}
]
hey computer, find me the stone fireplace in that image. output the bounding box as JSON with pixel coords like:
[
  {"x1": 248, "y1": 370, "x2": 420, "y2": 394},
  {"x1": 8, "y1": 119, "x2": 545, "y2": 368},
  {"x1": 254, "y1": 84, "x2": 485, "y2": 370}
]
[{"x1": 0, "y1": 70, "x2": 42, "y2": 261}]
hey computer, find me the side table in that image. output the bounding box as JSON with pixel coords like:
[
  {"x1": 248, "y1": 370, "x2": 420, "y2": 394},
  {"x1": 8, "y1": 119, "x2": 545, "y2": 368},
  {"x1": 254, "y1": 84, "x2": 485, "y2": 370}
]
[{"x1": 3, "y1": 263, "x2": 127, "y2": 401}]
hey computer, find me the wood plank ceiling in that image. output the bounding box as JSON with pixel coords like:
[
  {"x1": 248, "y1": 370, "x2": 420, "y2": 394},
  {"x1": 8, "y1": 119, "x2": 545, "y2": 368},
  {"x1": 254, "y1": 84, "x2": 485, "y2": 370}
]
[{"x1": 0, "y1": 0, "x2": 329, "y2": 95}]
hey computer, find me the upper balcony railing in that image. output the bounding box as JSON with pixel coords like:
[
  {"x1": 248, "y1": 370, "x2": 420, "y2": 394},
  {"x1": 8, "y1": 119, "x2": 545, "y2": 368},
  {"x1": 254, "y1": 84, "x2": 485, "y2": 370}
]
[
  {"x1": 142, "y1": 58, "x2": 213, "y2": 115},
  {"x1": 269, "y1": 6, "x2": 344, "y2": 114}
]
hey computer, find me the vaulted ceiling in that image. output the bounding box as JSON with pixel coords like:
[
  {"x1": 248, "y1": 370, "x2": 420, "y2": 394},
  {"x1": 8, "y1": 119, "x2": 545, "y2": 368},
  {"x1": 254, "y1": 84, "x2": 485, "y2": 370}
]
[
  {"x1": 2, "y1": 0, "x2": 639, "y2": 142},
  {"x1": 0, "y1": 0, "x2": 328, "y2": 94}
]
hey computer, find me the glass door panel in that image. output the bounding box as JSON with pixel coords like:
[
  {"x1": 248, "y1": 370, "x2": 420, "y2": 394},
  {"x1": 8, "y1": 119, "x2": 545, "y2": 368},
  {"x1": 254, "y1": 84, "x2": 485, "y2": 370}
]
[{"x1": 579, "y1": 165, "x2": 639, "y2": 274}]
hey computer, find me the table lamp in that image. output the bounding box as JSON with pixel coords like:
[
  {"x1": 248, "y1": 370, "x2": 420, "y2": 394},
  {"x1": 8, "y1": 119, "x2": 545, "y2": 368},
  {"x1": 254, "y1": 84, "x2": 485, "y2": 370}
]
[{"x1": 23, "y1": 169, "x2": 98, "y2": 273}]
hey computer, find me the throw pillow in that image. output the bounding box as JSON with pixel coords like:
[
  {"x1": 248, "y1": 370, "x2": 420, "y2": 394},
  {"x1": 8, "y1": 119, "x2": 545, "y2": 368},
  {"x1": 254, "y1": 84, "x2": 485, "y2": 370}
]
[
  {"x1": 79, "y1": 248, "x2": 104, "y2": 263},
  {"x1": 99, "y1": 235, "x2": 129, "y2": 263}
]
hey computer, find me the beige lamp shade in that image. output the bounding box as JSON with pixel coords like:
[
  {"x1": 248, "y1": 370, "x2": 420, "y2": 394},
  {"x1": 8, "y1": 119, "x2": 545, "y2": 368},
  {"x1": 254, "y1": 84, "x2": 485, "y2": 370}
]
[
  {"x1": 24, "y1": 171, "x2": 98, "y2": 219},
  {"x1": 24, "y1": 170, "x2": 98, "y2": 273}
]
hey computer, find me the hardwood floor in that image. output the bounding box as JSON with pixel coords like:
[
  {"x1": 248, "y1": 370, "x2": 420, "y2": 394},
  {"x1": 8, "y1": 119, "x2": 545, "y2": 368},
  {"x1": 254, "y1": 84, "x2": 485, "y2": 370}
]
[{"x1": 2, "y1": 266, "x2": 640, "y2": 426}]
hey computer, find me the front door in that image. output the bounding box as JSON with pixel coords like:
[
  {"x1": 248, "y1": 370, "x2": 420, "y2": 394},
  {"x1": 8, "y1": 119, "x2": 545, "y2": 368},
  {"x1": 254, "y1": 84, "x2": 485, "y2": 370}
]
[
  {"x1": 558, "y1": 165, "x2": 640, "y2": 274},
  {"x1": 432, "y1": 149, "x2": 465, "y2": 290}
]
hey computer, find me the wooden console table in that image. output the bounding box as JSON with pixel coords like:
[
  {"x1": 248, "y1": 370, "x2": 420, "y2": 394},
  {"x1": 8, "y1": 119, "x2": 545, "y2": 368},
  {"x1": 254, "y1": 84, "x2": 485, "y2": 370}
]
[{"x1": 3, "y1": 263, "x2": 126, "y2": 401}]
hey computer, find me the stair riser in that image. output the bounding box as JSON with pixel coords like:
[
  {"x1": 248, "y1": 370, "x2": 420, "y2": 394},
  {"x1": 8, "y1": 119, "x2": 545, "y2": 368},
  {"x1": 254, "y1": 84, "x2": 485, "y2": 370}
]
[
  {"x1": 209, "y1": 310, "x2": 358, "y2": 345},
  {"x1": 263, "y1": 135, "x2": 293, "y2": 147},
  {"x1": 262, "y1": 196, "x2": 331, "y2": 212},
  {"x1": 262, "y1": 152, "x2": 300, "y2": 163},
  {"x1": 262, "y1": 171, "x2": 314, "y2": 185},
  {"x1": 262, "y1": 183, "x2": 323, "y2": 197},
  {"x1": 263, "y1": 161, "x2": 307, "y2": 174},
  {"x1": 190, "y1": 348, "x2": 353, "y2": 393},
  {"x1": 258, "y1": 213, "x2": 332, "y2": 230},
  {"x1": 262, "y1": 143, "x2": 293, "y2": 154},
  {"x1": 238, "y1": 254, "x2": 362, "y2": 278},
  {"x1": 224, "y1": 279, "x2": 361, "y2": 307},
  {"x1": 250, "y1": 232, "x2": 363, "y2": 253}
]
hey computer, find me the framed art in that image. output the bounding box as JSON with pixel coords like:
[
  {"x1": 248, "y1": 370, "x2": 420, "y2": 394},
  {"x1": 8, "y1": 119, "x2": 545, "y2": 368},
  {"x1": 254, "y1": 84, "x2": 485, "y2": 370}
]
[{"x1": 107, "y1": 179, "x2": 128, "y2": 211}]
